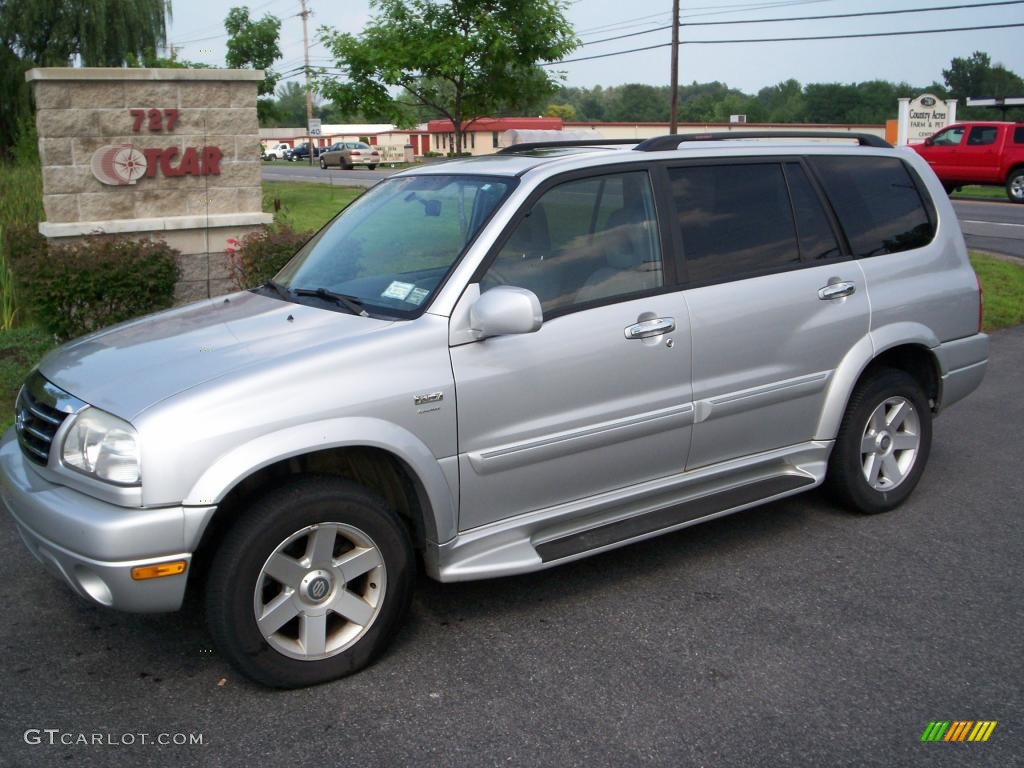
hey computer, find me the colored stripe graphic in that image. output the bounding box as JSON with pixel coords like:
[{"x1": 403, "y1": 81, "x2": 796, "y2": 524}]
[
  {"x1": 946, "y1": 721, "x2": 972, "y2": 741},
  {"x1": 921, "y1": 721, "x2": 950, "y2": 741},
  {"x1": 968, "y1": 721, "x2": 998, "y2": 742},
  {"x1": 921, "y1": 720, "x2": 996, "y2": 742}
]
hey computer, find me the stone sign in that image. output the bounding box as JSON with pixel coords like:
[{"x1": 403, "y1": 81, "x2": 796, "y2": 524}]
[{"x1": 27, "y1": 67, "x2": 273, "y2": 302}]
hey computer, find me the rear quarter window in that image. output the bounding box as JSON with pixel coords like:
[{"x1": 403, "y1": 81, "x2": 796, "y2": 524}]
[
  {"x1": 809, "y1": 156, "x2": 935, "y2": 258},
  {"x1": 1014, "y1": 126, "x2": 1024, "y2": 144}
]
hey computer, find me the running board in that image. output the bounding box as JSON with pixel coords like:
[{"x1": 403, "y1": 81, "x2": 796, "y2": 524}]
[{"x1": 535, "y1": 474, "x2": 813, "y2": 562}]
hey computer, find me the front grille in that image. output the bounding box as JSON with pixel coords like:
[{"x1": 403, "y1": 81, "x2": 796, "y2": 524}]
[{"x1": 14, "y1": 373, "x2": 83, "y2": 466}]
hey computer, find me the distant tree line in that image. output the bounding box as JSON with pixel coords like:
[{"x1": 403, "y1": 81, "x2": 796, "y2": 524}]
[{"x1": 542, "y1": 53, "x2": 1023, "y2": 125}]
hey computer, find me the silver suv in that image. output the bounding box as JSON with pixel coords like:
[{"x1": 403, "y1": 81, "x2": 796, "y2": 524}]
[{"x1": 1, "y1": 133, "x2": 988, "y2": 688}]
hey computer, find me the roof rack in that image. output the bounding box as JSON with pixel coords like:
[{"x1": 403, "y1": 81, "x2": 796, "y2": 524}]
[
  {"x1": 633, "y1": 131, "x2": 891, "y2": 151},
  {"x1": 497, "y1": 139, "x2": 640, "y2": 154}
]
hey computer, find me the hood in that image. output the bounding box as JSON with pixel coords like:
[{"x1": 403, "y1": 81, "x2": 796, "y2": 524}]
[{"x1": 37, "y1": 291, "x2": 394, "y2": 419}]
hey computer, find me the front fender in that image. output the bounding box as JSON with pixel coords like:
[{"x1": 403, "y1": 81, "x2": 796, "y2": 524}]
[{"x1": 182, "y1": 417, "x2": 458, "y2": 544}]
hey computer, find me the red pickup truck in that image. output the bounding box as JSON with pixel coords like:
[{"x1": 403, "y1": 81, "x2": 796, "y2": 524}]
[{"x1": 910, "y1": 121, "x2": 1024, "y2": 203}]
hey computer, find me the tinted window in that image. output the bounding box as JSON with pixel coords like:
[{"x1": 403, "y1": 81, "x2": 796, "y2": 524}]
[
  {"x1": 669, "y1": 163, "x2": 798, "y2": 283},
  {"x1": 784, "y1": 162, "x2": 841, "y2": 261},
  {"x1": 1013, "y1": 126, "x2": 1024, "y2": 144},
  {"x1": 967, "y1": 127, "x2": 997, "y2": 146},
  {"x1": 810, "y1": 156, "x2": 934, "y2": 258},
  {"x1": 480, "y1": 172, "x2": 663, "y2": 314}
]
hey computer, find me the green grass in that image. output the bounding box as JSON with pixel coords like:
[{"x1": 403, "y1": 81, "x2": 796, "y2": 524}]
[
  {"x1": 953, "y1": 185, "x2": 1009, "y2": 201},
  {"x1": 262, "y1": 181, "x2": 364, "y2": 233},
  {"x1": 970, "y1": 251, "x2": 1024, "y2": 331},
  {"x1": 0, "y1": 327, "x2": 56, "y2": 432}
]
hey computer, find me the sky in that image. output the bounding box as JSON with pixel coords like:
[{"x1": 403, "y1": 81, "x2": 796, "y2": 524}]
[{"x1": 165, "y1": 0, "x2": 1024, "y2": 96}]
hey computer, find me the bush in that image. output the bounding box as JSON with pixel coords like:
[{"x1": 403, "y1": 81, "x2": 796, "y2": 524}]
[
  {"x1": 13, "y1": 236, "x2": 181, "y2": 341},
  {"x1": 226, "y1": 225, "x2": 310, "y2": 289}
]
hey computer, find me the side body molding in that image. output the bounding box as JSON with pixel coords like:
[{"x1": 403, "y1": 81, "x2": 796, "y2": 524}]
[
  {"x1": 182, "y1": 417, "x2": 459, "y2": 544},
  {"x1": 814, "y1": 322, "x2": 942, "y2": 441}
]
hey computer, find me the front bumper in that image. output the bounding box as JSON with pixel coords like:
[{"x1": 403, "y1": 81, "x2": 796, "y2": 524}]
[{"x1": 0, "y1": 430, "x2": 214, "y2": 612}]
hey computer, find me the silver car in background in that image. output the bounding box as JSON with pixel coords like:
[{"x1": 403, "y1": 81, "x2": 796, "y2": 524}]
[{"x1": 0, "y1": 132, "x2": 987, "y2": 688}]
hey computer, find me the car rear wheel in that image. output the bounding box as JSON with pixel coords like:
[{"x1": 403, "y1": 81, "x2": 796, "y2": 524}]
[
  {"x1": 367, "y1": 164, "x2": 377, "y2": 170},
  {"x1": 205, "y1": 476, "x2": 414, "y2": 688},
  {"x1": 1007, "y1": 169, "x2": 1024, "y2": 204},
  {"x1": 825, "y1": 368, "x2": 932, "y2": 514}
]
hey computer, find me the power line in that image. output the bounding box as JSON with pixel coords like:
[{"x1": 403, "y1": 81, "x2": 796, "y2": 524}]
[
  {"x1": 545, "y1": 22, "x2": 1024, "y2": 65},
  {"x1": 575, "y1": 0, "x2": 838, "y2": 35},
  {"x1": 580, "y1": 0, "x2": 1024, "y2": 47}
]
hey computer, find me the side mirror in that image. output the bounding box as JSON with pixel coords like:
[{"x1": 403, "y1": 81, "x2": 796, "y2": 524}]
[
  {"x1": 470, "y1": 286, "x2": 542, "y2": 339},
  {"x1": 924, "y1": 137, "x2": 934, "y2": 146}
]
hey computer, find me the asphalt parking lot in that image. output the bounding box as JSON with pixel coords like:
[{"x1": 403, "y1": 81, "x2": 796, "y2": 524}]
[{"x1": 1, "y1": 327, "x2": 1022, "y2": 768}]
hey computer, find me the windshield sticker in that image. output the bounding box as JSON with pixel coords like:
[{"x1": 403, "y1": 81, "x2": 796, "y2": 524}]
[
  {"x1": 406, "y1": 287, "x2": 430, "y2": 305},
  {"x1": 382, "y1": 281, "x2": 415, "y2": 300}
]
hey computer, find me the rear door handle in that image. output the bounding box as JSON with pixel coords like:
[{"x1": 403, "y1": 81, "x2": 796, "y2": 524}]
[
  {"x1": 625, "y1": 317, "x2": 675, "y2": 339},
  {"x1": 818, "y1": 281, "x2": 856, "y2": 300}
]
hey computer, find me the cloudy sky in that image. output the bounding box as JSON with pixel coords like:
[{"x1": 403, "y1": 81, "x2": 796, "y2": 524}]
[{"x1": 166, "y1": 0, "x2": 1024, "y2": 95}]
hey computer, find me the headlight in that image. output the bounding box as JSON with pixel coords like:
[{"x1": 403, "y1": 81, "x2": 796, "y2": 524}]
[{"x1": 61, "y1": 407, "x2": 140, "y2": 485}]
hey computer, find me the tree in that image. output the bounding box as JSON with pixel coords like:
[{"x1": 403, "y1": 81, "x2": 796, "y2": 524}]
[
  {"x1": 225, "y1": 5, "x2": 282, "y2": 105},
  {"x1": 944, "y1": 51, "x2": 1024, "y2": 119},
  {"x1": 318, "y1": 0, "x2": 578, "y2": 154},
  {"x1": 544, "y1": 103, "x2": 576, "y2": 120},
  {"x1": 0, "y1": 0, "x2": 171, "y2": 153}
]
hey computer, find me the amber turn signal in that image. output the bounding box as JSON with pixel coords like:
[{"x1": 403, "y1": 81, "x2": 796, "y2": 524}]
[{"x1": 130, "y1": 560, "x2": 187, "y2": 580}]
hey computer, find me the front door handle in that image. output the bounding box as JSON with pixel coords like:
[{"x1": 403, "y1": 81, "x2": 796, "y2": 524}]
[
  {"x1": 818, "y1": 281, "x2": 856, "y2": 300},
  {"x1": 625, "y1": 317, "x2": 675, "y2": 339}
]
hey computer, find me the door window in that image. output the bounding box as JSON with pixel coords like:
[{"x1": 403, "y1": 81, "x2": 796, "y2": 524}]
[
  {"x1": 784, "y1": 162, "x2": 841, "y2": 261},
  {"x1": 480, "y1": 171, "x2": 663, "y2": 314},
  {"x1": 931, "y1": 127, "x2": 965, "y2": 146},
  {"x1": 669, "y1": 163, "x2": 799, "y2": 284},
  {"x1": 966, "y1": 126, "x2": 997, "y2": 146}
]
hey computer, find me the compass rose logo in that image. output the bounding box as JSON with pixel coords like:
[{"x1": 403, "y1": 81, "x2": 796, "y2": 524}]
[{"x1": 90, "y1": 144, "x2": 148, "y2": 186}]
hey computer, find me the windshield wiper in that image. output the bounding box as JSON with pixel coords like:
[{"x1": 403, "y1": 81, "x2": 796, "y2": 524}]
[{"x1": 291, "y1": 287, "x2": 370, "y2": 317}]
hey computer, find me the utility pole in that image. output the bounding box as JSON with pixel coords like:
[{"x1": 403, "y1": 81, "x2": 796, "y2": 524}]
[
  {"x1": 670, "y1": 0, "x2": 679, "y2": 134},
  {"x1": 300, "y1": 0, "x2": 314, "y2": 165}
]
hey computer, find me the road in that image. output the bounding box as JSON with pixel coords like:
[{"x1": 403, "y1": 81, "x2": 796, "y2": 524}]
[
  {"x1": 262, "y1": 161, "x2": 398, "y2": 188},
  {"x1": 262, "y1": 163, "x2": 1024, "y2": 259},
  {"x1": 1, "y1": 327, "x2": 1021, "y2": 767},
  {"x1": 952, "y1": 197, "x2": 1024, "y2": 259}
]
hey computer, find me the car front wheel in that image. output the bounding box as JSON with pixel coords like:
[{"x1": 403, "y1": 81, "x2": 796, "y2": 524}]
[
  {"x1": 320, "y1": 157, "x2": 327, "y2": 169},
  {"x1": 367, "y1": 164, "x2": 377, "y2": 170},
  {"x1": 205, "y1": 477, "x2": 414, "y2": 688},
  {"x1": 825, "y1": 368, "x2": 932, "y2": 514},
  {"x1": 1007, "y1": 169, "x2": 1024, "y2": 204}
]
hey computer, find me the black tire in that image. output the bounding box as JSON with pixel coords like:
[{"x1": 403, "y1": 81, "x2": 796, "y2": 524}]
[
  {"x1": 206, "y1": 476, "x2": 414, "y2": 688},
  {"x1": 1007, "y1": 168, "x2": 1024, "y2": 204},
  {"x1": 319, "y1": 157, "x2": 327, "y2": 169},
  {"x1": 825, "y1": 368, "x2": 932, "y2": 515},
  {"x1": 367, "y1": 164, "x2": 377, "y2": 170},
  {"x1": 942, "y1": 182, "x2": 958, "y2": 195}
]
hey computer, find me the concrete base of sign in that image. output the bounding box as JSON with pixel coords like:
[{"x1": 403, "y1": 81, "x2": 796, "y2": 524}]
[{"x1": 27, "y1": 67, "x2": 271, "y2": 304}]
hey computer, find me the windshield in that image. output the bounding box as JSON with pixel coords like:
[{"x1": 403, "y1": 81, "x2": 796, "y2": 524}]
[{"x1": 274, "y1": 175, "x2": 513, "y2": 317}]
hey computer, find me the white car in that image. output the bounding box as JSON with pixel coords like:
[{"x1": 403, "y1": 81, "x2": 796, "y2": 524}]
[{"x1": 263, "y1": 143, "x2": 292, "y2": 161}]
